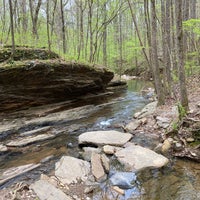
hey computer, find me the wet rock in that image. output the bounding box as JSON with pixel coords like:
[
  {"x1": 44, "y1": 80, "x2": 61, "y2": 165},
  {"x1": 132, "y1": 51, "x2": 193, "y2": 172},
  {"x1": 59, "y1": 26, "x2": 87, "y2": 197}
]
[
  {"x1": 101, "y1": 154, "x2": 110, "y2": 173},
  {"x1": 55, "y1": 156, "x2": 90, "y2": 185},
  {"x1": 103, "y1": 145, "x2": 122, "y2": 155},
  {"x1": 0, "y1": 163, "x2": 41, "y2": 186},
  {"x1": 31, "y1": 179, "x2": 72, "y2": 200},
  {"x1": 91, "y1": 152, "x2": 107, "y2": 182},
  {"x1": 134, "y1": 101, "x2": 157, "y2": 119},
  {"x1": 115, "y1": 143, "x2": 169, "y2": 171},
  {"x1": 19, "y1": 126, "x2": 51, "y2": 136},
  {"x1": 6, "y1": 133, "x2": 56, "y2": 147},
  {"x1": 78, "y1": 130, "x2": 132, "y2": 147},
  {"x1": 125, "y1": 119, "x2": 142, "y2": 133},
  {"x1": 156, "y1": 116, "x2": 171, "y2": 129},
  {"x1": 0, "y1": 144, "x2": 8, "y2": 153},
  {"x1": 110, "y1": 172, "x2": 137, "y2": 189}
]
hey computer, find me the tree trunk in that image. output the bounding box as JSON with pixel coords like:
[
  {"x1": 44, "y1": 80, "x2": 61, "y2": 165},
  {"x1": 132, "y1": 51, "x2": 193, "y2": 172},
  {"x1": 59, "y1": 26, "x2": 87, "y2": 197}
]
[
  {"x1": 150, "y1": 0, "x2": 165, "y2": 105},
  {"x1": 175, "y1": 0, "x2": 189, "y2": 111},
  {"x1": 127, "y1": 0, "x2": 151, "y2": 70},
  {"x1": 161, "y1": 0, "x2": 172, "y2": 95},
  {"x1": 46, "y1": 0, "x2": 51, "y2": 51},
  {"x1": 9, "y1": 0, "x2": 15, "y2": 58},
  {"x1": 102, "y1": 2, "x2": 107, "y2": 66},
  {"x1": 88, "y1": 0, "x2": 93, "y2": 62},
  {"x1": 60, "y1": 0, "x2": 67, "y2": 54},
  {"x1": 29, "y1": 0, "x2": 42, "y2": 38}
]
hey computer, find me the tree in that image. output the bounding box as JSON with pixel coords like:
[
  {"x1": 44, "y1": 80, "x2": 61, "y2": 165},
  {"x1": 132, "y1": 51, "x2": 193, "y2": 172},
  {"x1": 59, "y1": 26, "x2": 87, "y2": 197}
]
[
  {"x1": 8, "y1": 0, "x2": 15, "y2": 58},
  {"x1": 175, "y1": 0, "x2": 189, "y2": 111},
  {"x1": 150, "y1": 0, "x2": 165, "y2": 105},
  {"x1": 60, "y1": 0, "x2": 67, "y2": 54},
  {"x1": 29, "y1": 0, "x2": 42, "y2": 38}
]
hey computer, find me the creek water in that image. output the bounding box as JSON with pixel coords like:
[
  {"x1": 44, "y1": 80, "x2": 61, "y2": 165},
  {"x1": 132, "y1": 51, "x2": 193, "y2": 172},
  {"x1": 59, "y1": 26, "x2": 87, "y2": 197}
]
[{"x1": 0, "y1": 80, "x2": 200, "y2": 200}]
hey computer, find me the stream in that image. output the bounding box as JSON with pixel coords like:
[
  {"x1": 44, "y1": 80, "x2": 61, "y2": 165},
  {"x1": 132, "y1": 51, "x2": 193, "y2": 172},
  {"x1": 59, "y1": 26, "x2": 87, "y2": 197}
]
[{"x1": 0, "y1": 79, "x2": 200, "y2": 199}]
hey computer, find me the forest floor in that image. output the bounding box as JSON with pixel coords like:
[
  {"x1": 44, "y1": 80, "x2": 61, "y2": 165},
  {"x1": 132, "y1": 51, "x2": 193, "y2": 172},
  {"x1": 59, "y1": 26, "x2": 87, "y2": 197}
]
[{"x1": 136, "y1": 74, "x2": 200, "y2": 162}]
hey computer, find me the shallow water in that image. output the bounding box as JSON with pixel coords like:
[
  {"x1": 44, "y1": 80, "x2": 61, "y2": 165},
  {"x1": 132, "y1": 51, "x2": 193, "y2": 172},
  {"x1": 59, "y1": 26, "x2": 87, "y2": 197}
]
[{"x1": 0, "y1": 79, "x2": 199, "y2": 200}]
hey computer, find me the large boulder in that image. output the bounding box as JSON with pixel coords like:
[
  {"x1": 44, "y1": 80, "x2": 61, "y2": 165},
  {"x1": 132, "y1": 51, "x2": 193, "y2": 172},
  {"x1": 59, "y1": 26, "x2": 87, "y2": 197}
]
[
  {"x1": 0, "y1": 47, "x2": 114, "y2": 112},
  {"x1": 78, "y1": 130, "x2": 132, "y2": 147},
  {"x1": 115, "y1": 143, "x2": 169, "y2": 171}
]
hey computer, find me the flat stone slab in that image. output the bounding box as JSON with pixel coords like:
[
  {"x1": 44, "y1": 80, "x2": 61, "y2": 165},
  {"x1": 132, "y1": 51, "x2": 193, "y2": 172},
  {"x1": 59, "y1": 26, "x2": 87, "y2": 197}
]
[
  {"x1": 6, "y1": 133, "x2": 55, "y2": 147},
  {"x1": 78, "y1": 130, "x2": 132, "y2": 146},
  {"x1": 91, "y1": 152, "x2": 107, "y2": 182},
  {"x1": 115, "y1": 143, "x2": 169, "y2": 171},
  {"x1": 55, "y1": 156, "x2": 90, "y2": 185},
  {"x1": 0, "y1": 163, "x2": 41, "y2": 186},
  {"x1": 31, "y1": 179, "x2": 72, "y2": 200}
]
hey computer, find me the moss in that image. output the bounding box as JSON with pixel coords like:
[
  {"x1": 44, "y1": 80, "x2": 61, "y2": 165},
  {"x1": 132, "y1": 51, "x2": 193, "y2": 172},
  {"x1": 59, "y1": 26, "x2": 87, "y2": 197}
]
[{"x1": 0, "y1": 46, "x2": 59, "y2": 63}]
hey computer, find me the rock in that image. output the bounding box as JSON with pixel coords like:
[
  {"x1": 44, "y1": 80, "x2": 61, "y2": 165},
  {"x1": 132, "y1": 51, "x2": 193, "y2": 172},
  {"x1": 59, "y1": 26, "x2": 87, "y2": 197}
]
[
  {"x1": 174, "y1": 142, "x2": 183, "y2": 151},
  {"x1": 55, "y1": 156, "x2": 90, "y2": 185},
  {"x1": 125, "y1": 119, "x2": 142, "y2": 133},
  {"x1": 40, "y1": 174, "x2": 58, "y2": 187},
  {"x1": 186, "y1": 137, "x2": 195, "y2": 142},
  {"x1": 84, "y1": 183, "x2": 100, "y2": 194},
  {"x1": 6, "y1": 133, "x2": 56, "y2": 147},
  {"x1": 78, "y1": 130, "x2": 132, "y2": 147},
  {"x1": 154, "y1": 143, "x2": 163, "y2": 153},
  {"x1": 0, "y1": 144, "x2": 8, "y2": 153},
  {"x1": 40, "y1": 155, "x2": 54, "y2": 163},
  {"x1": 31, "y1": 179, "x2": 72, "y2": 200},
  {"x1": 156, "y1": 116, "x2": 171, "y2": 129},
  {"x1": 80, "y1": 147, "x2": 101, "y2": 161},
  {"x1": 0, "y1": 163, "x2": 41, "y2": 186},
  {"x1": 107, "y1": 80, "x2": 127, "y2": 87},
  {"x1": 112, "y1": 186, "x2": 125, "y2": 195},
  {"x1": 20, "y1": 126, "x2": 51, "y2": 136},
  {"x1": 134, "y1": 101, "x2": 157, "y2": 119},
  {"x1": 115, "y1": 143, "x2": 169, "y2": 171},
  {"x1": 91, "y1": 152, "x2": 107, "y2": 182},
  {"x1": 197, "y1": 102, "x2": 200, "y2": 108},
  {"x1": 161, "y1": 138, "x2": 173, "y2": 153},
  {"x1": 110, "y1": 172, "x2": 137, "y2": 189},
  {"x1": 103, "y1": 145, "x2": 122, "y2": 155},
  {"x1": 0, "y1": 47, "x2": 114, "y2": 112},
  {"x1": 101, "y1": 154, "x2": 110, "y2": 173}
]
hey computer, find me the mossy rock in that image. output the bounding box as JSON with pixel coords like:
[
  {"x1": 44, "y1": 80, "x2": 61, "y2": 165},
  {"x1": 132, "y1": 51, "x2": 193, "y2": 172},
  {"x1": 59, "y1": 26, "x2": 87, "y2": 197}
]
[{"x1": 0, "y1": 46, "x2": 59, "y2": 62}]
